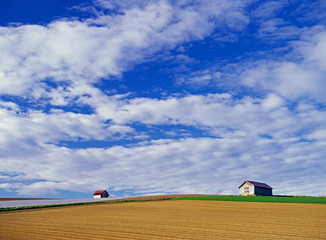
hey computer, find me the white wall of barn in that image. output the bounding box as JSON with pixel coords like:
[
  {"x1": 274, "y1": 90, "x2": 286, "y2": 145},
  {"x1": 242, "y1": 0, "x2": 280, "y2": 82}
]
[{"x1": 239, "y1": 183, "x2": 254, "y2": 195}]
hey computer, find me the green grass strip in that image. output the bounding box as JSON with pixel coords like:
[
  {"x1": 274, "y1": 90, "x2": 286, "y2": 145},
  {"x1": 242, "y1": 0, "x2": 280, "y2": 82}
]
[{"x1": 173, "y1": 195, "x2": 326, "y2": 204}]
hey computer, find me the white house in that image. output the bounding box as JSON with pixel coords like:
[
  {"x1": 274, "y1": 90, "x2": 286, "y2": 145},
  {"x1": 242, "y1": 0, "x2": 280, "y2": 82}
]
[
  {"x1": 238, "y1": 180, "x2": 273, "y2": 196},
  {"x1": 93, "y1": 190, "x2": 109, "y2": 198}
]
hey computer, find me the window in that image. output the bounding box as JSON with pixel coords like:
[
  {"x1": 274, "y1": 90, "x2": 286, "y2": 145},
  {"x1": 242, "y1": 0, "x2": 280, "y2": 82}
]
[{"x1": 244, "y1": 187, "x2": 249, "y2": 190}]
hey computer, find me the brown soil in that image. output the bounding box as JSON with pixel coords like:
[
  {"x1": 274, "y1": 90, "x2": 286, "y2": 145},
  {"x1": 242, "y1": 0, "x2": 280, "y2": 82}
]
[
  {"x1": 0, "y1": 199, "x2": 325, "y2": 240},
  {"x1": 113, "y1": 194, "x2": 215, "y2": 201}
]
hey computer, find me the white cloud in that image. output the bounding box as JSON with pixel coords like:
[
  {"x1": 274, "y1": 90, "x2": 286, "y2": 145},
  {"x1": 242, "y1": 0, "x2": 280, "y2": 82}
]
[
  {"x1": 250, "y1": 1, "x2": 287, "y2": 19},
  {"x1": 1, "y1": 1, "x2": 325, "y2": 197},
  {"x1": 240, "y1": 30, "x2": 326, "y2": 102},
  {"x1": 183, "y1": 27, "x2": 326, "y2": 103},
  {"x1": 85, "y1": 93, "x2": 306, "y2": 140},
  {"x1": 260, "y1": 94, "x2": 285, "y2": 111},
  {"x1": 293, "y1": 0, "x2": 326, "y2": 25},
  {"x1": 1, "y1": 134, "x2": 325, "y2": 196},
  {"x1": 1, "y1": 92, "x2": 326, "y2": 196},
  {"x1": 296, "y1": 29, "x2": 326, "y2": 70},
  {"x1": 257, "y1": 18, "x2": 301, "y2": 40},
  {"x1": 3, "y1": 92, "x2": 324, "y2": 157},
  {"x1": 0, "y1": 101, "x2": 19, "y2": 111},
  {"x1": 0, "y1": 0, "x2": 249, "y2": 98},
  {"x1": 0, "y1": 105, "x2": 137, "y2": 158}
]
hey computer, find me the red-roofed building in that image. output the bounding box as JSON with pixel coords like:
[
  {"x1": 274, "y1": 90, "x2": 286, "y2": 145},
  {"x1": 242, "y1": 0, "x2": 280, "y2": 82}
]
[
  {"x1": 93, "y1": 190, "x2": 109, "y2": 198},
  {"x1": 238, "y1": 180, "x2": 273, "y2": 196}
]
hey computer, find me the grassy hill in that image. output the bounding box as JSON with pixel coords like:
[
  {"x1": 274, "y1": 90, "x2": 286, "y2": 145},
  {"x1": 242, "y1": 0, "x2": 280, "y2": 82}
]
[{"x1": 173, "y1": 195, "x2": 326, "y2": 204}]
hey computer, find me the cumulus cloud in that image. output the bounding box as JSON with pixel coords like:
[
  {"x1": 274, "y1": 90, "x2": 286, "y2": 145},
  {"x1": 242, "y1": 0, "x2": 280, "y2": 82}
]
[
  {"x1": 0, "y1": 104, "x2": 137, "y2": 160},
  {"x1": 84, "y1": 93, "x2": 310, "y2": 140},
  {"x1": 0, "y1": 0, "x2": 325, "y2": 197}
]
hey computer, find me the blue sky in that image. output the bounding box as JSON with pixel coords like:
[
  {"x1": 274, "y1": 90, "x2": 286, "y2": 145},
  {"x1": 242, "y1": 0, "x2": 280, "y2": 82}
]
[{"x1": 0, "y1": 0, "x2": 325, "y2": 198}]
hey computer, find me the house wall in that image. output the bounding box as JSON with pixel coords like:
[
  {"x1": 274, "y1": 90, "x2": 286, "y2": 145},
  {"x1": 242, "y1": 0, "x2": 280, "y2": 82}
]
[
  {"x1": 239, "y1": 183, "x2": 255, "y2": 195},
  {"x1": 254, "y1": 186, "x2": 272, "y2": 196},
  {"x1": 93, "y1": 195, "x2": 101, "y2": 198},
  {"x1": 101, "y1": 192, "x2": 109, "y2": 198}
]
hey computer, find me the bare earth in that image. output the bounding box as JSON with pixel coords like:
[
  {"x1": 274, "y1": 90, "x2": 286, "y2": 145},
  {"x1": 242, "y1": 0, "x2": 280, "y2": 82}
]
[{"x1": 0, "y1": 199, "x2": 325, "y2": 240}]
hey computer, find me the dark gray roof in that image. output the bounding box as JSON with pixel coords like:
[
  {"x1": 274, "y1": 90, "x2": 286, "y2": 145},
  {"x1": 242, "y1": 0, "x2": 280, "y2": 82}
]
[{"x1": 239, "y1": 180, "x2": 273, "y2": 189}]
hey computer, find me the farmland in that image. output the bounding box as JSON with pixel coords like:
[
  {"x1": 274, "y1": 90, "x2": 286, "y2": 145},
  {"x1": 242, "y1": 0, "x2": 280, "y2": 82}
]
[{"x1": 1, "y1": 199, "x2": 325, "y2": 239}]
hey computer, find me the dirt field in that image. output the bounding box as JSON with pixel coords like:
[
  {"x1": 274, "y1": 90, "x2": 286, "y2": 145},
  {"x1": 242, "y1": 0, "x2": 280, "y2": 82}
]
[{"x1": 1, "y1": 200, "x2": 325, "y2": 240}]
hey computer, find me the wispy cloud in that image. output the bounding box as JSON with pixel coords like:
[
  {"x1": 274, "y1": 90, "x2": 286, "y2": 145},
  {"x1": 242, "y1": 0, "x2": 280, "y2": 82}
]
[
  {"x1": 250, "y1": 1, "x2": 287, "y2": 19},
  {"x1": 241, "y1": 28, "x2": 326, "y2": 102},
  {"x1": 0, "y1": 0, "x2": 247, "y2": 97}
]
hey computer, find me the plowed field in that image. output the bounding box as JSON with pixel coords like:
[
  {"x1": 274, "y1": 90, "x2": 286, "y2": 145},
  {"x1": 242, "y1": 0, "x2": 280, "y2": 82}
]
[{"x1": 1, "y1": 200, "x2": 325, "y2": 240}]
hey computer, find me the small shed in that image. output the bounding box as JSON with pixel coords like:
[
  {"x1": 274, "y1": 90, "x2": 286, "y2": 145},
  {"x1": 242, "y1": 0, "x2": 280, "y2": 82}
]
[
  {"x1": 238, "y1": 180, "x2": 273, "y2": 196},
  {"x1": 93, "y1": 190, "x2": 109, "y2": 198}
]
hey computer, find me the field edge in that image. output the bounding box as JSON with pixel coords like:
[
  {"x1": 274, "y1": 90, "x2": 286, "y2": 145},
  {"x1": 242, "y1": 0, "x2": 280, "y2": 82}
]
[
  {"x1": 173, "y1": 195, "x2": 326, "y2": 204},
  {"x1": 2, "y1": 194, "x2": 325, "y2": 212},
  {"x1": 0, "y1": 197, "x2": 173, "y2": 212}
]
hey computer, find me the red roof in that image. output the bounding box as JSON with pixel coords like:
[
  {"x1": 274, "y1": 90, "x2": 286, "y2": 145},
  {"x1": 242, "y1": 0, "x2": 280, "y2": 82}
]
[{"x1": 93, "y1": 190, "x2": 107, "y2": 195}]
